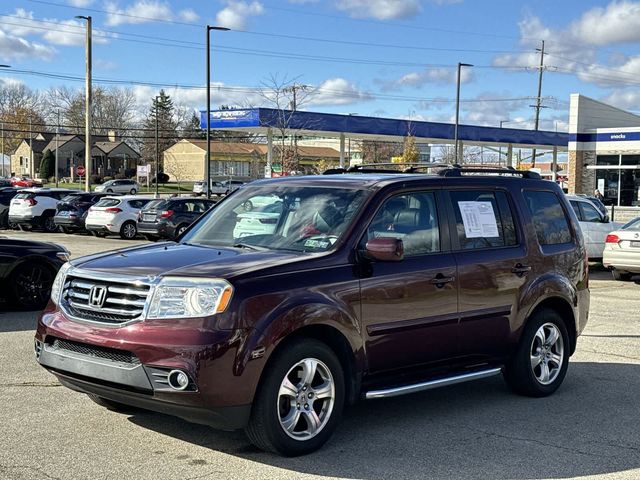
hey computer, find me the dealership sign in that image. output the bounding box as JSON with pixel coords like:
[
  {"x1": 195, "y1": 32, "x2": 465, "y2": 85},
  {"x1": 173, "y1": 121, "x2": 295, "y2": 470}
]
[{"x1": 200, "y1": 109, "x2": 260, "y2": 129}]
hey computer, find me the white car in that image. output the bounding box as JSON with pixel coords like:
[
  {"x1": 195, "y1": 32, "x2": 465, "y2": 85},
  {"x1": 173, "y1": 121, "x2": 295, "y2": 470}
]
[
  {"x1": 194, "y1": 179, "x2": 245, "y2": 197},
  {"x1": 603, "y1": 217, "x2": 640, "y2": 280},
  {"x1": 95, "y1": 179, "x2": 140, "y2": 195},
  {"x1": 8, "y1": 188, "x2": 78, "y2": 232},
  {"x1": 566, "y1": 195, "x2": 623, "y2": 259},
  {"x1": 233, "y1": 201, "x2": 282, "y2": 238},
  {"x1": 85, "y1": 195, "x2": 153, "y2": 239}
]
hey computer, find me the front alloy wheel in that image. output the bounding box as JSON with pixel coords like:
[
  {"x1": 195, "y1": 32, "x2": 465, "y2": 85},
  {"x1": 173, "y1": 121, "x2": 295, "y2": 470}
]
[
  {"x1": 529, "y1": 323, "x2": 564, "y2": 385},
  {"x1": 278, "y1": 358, "x2": 336, "y2": 441},
  {"x1": 245, "y1": 339, "x2": 345, "y2": 456}
]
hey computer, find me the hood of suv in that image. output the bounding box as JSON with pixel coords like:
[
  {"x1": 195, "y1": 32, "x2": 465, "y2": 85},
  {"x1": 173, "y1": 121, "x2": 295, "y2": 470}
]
[{"x1": 74, "y1": 242, "x2": 312, "y2": 279}]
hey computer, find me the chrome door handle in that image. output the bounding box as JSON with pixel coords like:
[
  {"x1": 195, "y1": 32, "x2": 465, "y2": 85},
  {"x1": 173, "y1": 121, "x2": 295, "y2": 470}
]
[{"x1": 429, "y1": 274, "x2": 455, "y2": 288}]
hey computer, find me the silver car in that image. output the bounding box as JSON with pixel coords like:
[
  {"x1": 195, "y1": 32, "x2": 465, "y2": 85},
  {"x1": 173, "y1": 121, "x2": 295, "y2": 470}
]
[
  {"x1": 603, "y1": 216, "x2": 640, "y2": 280},
  {"x1": 95, "y1": 179, "x2": 139, "y2": 195}
]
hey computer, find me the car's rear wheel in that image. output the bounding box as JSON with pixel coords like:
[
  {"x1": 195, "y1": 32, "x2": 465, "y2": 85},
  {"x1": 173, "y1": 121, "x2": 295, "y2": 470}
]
[
  {"x1": 106, "y1": 189, "x2": 113, "y2": 193},
  {"x1": 245, "y1": 339, "x2": 345, "y2": 456},
  {"x1": 130, "y1": 189, "x2": 137, "y2": 195},
  {"x1": 10, "y1": 261, "x2": 55, "y2": 310},
  {"x1": 503, "y1": 308, "x2": 569, "y2": 397},
  {"x1": 243, "y1": 200, "x2": 253, "y2": 211},
  {"x1": 120, "y1": 221, "x2": 137, "y2": 240},
  {"x1": 42, "y1": 215, "x2": 58, "y2": 233},
  {"x1": 612, "y1": 270, "x2": 632, "y2": 281},
  {"x1": 175, "y1": 223, "x2": 189, "y2": 237}
]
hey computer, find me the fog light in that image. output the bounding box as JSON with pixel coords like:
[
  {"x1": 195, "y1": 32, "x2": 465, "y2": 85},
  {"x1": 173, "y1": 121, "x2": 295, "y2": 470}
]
[{"x1": 167, "y1": 370, "x2": 190, "y2": 391}]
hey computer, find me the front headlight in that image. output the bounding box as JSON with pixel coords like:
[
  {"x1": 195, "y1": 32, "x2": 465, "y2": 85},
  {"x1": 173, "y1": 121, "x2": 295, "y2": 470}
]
[
  {"x1": 51, "y1": 262, "x2": 72, "y2": 306},
  {"x1": 146, "y1": 277, "x2": 233, "y2": 320}
]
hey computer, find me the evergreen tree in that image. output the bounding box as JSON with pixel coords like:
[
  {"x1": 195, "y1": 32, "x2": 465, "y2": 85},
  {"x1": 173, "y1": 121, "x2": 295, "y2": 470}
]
[
  {"x1": 141, "y1": 90, "x2": 179, "y2": 172},
  {"x1": 182, "y1": 112, "x2": 205, "y2": 139},
  {"x1": 39, "y1": 148, "x2": 54, "y2": 179}
]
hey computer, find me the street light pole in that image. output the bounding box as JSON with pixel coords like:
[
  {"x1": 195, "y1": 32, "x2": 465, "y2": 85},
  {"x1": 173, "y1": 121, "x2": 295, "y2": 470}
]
[
  {"x1": 498, "y1": 119, "x2": 510, "y2": 167},
  {"x1": 206, "y1": 25, "x2": 230, "y2": 199},
  {"x1": 0, "y1": 65, "x2": 9, "y2": 178},
  {"x1": 76, "y1": 16, "x2": 92, "y2": 192},
  {"x1": 454, "y1": 62, "x2": 473, "y2": 164}
]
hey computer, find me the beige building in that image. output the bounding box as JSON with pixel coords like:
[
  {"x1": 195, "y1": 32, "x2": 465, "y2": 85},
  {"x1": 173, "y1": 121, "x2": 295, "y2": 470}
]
[{"x1": 163, "y1": 139, "x2": 342, "y2": 181}]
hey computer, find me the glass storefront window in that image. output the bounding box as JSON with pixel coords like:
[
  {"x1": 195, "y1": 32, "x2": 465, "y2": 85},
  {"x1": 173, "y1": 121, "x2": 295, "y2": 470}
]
[{"x1": 595, "y1": 155, "x2": 640, "y2": 206}]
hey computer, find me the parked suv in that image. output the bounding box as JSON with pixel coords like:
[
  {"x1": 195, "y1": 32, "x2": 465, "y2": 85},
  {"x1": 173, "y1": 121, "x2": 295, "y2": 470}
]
[
  {"x1": 95, "y1": 179, "x2": 139, "y2": 195},
  {"x1": 137, "y1": 197, "x2": 215, "y2": 240},
  {"x1": 85, "y1": 195, "x2": 152, "y2": 239},
  {"x1": 0, "y1": 187, "x2": 19, "y2": 229},
  {"x1": 54, "y1": 192, "x2": 111, "y2": 233},
  {"x1": 36, "y1": 167, "x2": 589, "y2": 456},
  {"x1": 9, "y1": 188, "x2": 77, "y2": 232},
  {"x1": 567, "y1": 195, "x2": 623, "y2": 260}
]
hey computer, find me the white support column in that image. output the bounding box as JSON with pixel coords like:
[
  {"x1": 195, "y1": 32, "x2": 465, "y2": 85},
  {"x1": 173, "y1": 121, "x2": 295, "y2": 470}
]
[
  {"x1": 552, "y1": 146, "x2": 558, "y2": 183},
  {"x1": 507, "y1": 144, "x2": 513, "y2": 168},
  {"x1": 266, "y1": 128, "x2": 273, "y2": 178},
  {"x1": 339, "y1": 133, "x2": 346, "y2": 168}
]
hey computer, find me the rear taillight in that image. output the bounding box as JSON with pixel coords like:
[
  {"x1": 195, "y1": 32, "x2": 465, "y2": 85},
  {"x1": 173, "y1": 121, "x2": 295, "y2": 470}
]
[
  {"x1": 26, "y1": 198, "x2": 37, "y2": 206},
  {"x1": 160, "y1": 210, "x2": 174, "y2": 218},
  {"x1": 105, "y1": 207, "x2": 122, "y2": 214},
  {"x1": 258, "y1": 218, "x2": 278, "y2": 224},
  {"x1": 605, "y1": 234, "x2": 620, "y2": 243}
]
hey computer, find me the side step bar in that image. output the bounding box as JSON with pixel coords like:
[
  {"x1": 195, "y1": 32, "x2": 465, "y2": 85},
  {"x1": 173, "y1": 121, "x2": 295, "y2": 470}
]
[{"x1": 365, "y1": 367, "x2": 502, "y2": 400}]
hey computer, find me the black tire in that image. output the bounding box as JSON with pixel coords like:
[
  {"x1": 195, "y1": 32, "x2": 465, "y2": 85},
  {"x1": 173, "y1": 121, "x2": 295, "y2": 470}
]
[
  {"x1": 90, "y1": 230, "x2": 106, "y2": 238},
  {"x1": 87, "y1": 394, "x2": 141, "y2": 413},
  {"x1": 503, "y1": 308, "x2": 570, "y2": 397},
  {"x1": 245, "y1": 339, "x2": 345, "y2": 456},
  {"x1": 243, "y1": 200, "x2": 253, "y2": 212},
  {"x1": 130, "y1": 189, "x2": 137, "y2": 195},
  {"x1": 612, "y1": 270, "x2": 632, "y2": 281},
  {"x1": 119, "y1": 221, "x2": 137, "y2": 240},
  {"x1": 106, "y1": 189, "x2": 113, "y2": 193},
  {"x1": 175, "y1": 223, "x2": 189, "y2": 237},
  {"x1": 59, "y1": 226, "x2": 71, "y2": 234},
  {"x1": 9, "y1": 261, "x2": 55, "y2": 310}
]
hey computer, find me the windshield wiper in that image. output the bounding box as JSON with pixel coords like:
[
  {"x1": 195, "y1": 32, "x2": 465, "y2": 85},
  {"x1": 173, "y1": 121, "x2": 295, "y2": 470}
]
[{"x1": 232, "y1": 243, "x2": 269, "y2": 251}]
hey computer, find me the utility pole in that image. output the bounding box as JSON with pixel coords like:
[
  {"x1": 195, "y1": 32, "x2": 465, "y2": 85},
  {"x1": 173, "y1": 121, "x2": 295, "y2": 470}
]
[
  {"x1": 531, "y1": 40, "x2": 546, "y2": 169},
  {"x1": 76, "y1": 15, "x2": 92, "y2": 192},
  {"x1": 155, "y1": 94, "x2": 160, "y2": 199},
  {"x1": 0, "y1": 65, "x2": 10, "y2": 177},
  {"x1": 55, "y1": 109, "x2": 59, "y2": 187},
  {"x1": 283, "y1": 83, "x2": 309, "y2": 172},
  {"x1": 29, "y1": 116, "x2": 33, "y2": 177}
]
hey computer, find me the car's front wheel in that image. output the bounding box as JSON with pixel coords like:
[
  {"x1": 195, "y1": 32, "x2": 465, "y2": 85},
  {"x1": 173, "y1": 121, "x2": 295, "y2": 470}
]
[
  {"x1": 503, "y1": 308, "x2": 569, "y2": 397},
  {"x1": 245, "y1": 339, "x2": 345, "y2": 456},
  {"x1": 42, "y1": 215, "x2": 58, "y2": 233},
  {"x1": 10, "y1": 261, "x2": 55, "y2": 310},
  {"x1": 130, "y1": 189, "x2": 137, "y2": 195}
]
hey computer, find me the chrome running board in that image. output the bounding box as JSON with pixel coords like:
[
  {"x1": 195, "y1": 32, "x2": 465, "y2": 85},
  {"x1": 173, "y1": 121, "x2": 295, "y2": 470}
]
[{"x1": 365, "y1": 367, "x2": 502, "y2": 400}]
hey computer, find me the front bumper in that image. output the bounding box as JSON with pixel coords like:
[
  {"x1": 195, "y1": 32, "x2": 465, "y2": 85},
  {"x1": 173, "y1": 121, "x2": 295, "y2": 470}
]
[{"x1": 35, "y1": 308, "x2": 258, "y2": 431}]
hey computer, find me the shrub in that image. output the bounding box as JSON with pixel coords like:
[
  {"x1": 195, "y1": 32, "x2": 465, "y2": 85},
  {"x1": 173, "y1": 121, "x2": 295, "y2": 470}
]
[
  {"x1": 114, "y1": 173, "x2": 126, "y2": 180},
  {"x1": 90, "y1": 174, "x2": 103, "y2": 184},
  {"x1": 48, "y1": 176, "x2": 56, "y2": 184},
  {"x1": 39, "y1": 149, "x2": 54, "y2": 179},
  {"x1": 102, "y1": 176, "x2": 114, "y2": 183},
  {"x1": 152, "y1": 172, "x2": 170, "y2": 184},
  {"x1": 124, "y1": 168, "x2": 136, "y2": 178}
]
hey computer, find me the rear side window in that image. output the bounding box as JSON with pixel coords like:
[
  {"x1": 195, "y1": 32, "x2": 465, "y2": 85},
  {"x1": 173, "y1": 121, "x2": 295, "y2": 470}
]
[
  {"x1": 450, "y1": 190, "x2": 518, "y2": 250},
  {"x1": 523, "y1": 191, "x2": 572, "y2": 245},
  {"x1": 95, "y1": 198, "x2": 121, "y2": 208},
  {"x1": 579, "y1": 202, "x2": 601, "y2": 222},
  {"x1": 15, "y1": 193, "x2": 34, "y2": 199},
  {"x1": 128, "y1": 199, "x2": 150, "y2": 209},
  {"x1": 144, "y1": 199, "x2": 167, "y2": 210}
]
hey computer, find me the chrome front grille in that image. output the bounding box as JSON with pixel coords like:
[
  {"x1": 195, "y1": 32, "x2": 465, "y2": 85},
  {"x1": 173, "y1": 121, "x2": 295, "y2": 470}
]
[{"x1": 61, "y1": 273, "x2": 152, "y2": 325}]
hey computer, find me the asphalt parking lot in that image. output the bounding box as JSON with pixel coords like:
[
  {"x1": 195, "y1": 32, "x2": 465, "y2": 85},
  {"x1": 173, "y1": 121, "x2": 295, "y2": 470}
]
[{"x1": 1, "y1": 230, "x2": 639, "y2": 480}]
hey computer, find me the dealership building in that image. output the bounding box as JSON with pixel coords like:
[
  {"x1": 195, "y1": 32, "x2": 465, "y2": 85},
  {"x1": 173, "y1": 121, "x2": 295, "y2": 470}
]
[{"x1": 569, "y1": 94, "x2": 640, "y2": 206}]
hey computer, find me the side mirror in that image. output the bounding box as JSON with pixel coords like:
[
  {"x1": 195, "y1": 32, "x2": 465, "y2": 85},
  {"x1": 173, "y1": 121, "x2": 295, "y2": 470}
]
[{"x1": 364, "y1": 237, "x2": 404, "y2": 262}]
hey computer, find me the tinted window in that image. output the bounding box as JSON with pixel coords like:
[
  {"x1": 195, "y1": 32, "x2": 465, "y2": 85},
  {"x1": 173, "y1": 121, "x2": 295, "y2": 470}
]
[
  {"x1": 95, "y1": 198, "x2": 121, "y2": 208},
  {"x1": 623, "y1": 218, "x2": 640, "y2": 230},
  {"x1": 569, "y1": 200, "x2": 581, "y2": 220},
  {"x1": 579, "y1": 202, "x2": 602, "y2": 222},
  {"x1": 450, "y1": 190, "x2": 518, "y2": 250},
  {"x1": 524, "y1": 191, "x2": 572, "y2": 245},
  {"x1": 144, "y1": 199, "x2": 168, "y2": 211},
  {"x1": 128, "y1": 199, "x2": 150, "y2": 209},
  {"x1": 365, "y1": 192, "x2": 440, "y2": 256}
]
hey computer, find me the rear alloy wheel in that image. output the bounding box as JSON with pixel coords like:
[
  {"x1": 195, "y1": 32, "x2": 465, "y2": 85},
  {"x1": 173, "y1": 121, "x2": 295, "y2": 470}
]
[
  {"x1": 243, "y1": 200, "x2": 254, "y2": 211},
  {"x1": 10, "y1": 261, "x2": 55, "y2": 310},
  {"x1": 130, "y1": 189, "x2": 137, "y2": 195},
  {"x1": 175, "y1": 224, "x2": 189, "y2": 237},
  {"x1": 245, "y1": 339, "x2": 344, "y2": 456},
  {"x1": 612, "y1": 270, "x2": 632, "y2": 281},
  {"x1": 503, "y1": 308, "x2": 569, "y2": 397},
  {"x1": 120, "y1": 221, "x2": 137, "y2": 240},
  {"x1": 42, "y1": 215, "x2": 58, "y2": 233}
]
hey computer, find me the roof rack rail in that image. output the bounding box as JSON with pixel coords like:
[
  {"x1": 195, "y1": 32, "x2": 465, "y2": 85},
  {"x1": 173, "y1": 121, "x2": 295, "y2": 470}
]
[
  {"x1": 323, "y1": 162, "x2": 459, "y2": 175},
  {"x1": 438, "y1": 167, "x2": 541, "y2": 179}
]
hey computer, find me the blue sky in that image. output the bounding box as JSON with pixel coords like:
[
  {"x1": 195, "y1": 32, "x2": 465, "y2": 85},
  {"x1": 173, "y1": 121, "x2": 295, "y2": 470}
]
[{"x1": 2, "y1": 0, "x2": 640, "y2": 131}]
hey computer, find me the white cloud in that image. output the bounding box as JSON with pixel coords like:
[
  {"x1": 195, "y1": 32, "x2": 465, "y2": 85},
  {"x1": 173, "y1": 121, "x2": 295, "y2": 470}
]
[
  {"x1": 569, "y1": 1, "x2": 640, "y2": 46},
  {"x1": 307, "y1": 78, "x2": 373, "y2": 106},
  {"x1": 0, "y1": 29, "x2": 56, "y2": 61},
  {"x1": 68, "y1": 0, "x2": 94, "y2": 6},
  {"x1": 95, "y1": 58, "x2": 118, "y2": 71},
  {"x1": 215, "y1": 1, "x2": 265, "y2": 30},
  {"x1": 105, "y1": 0, "x2": 173, "y2": 26},
  {"x1": 335, "y1": 0, "x2": 421, "y2": 20},
  {"x1": 602, "y1": 89, "x2": 640, "y2": 111},
  {"x1": 0, "y1": 9, "x2": 111, "y2": 47},
  {"x1": 400, "y1": 67, "x2": 473, "y2": 87},
  {"x1": 178, "y1": 9, "x2": 199, "y2": 23}
]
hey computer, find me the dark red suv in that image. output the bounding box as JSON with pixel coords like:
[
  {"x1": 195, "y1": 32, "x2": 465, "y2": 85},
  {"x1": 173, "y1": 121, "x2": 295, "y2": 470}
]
[{"x1": 35, "y1": 167, "x2": 590, "y2": 456}]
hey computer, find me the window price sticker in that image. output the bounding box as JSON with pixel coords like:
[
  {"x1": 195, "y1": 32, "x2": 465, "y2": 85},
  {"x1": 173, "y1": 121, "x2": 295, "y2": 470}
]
[{"x1": 458, "y1": 201, "x2": 499, "y2": 238}]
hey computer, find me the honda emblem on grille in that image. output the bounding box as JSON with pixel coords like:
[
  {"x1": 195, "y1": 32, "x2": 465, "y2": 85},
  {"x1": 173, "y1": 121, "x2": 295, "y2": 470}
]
[{"x1": 88, "y1": 285, "x2": 107, "y2": 308}]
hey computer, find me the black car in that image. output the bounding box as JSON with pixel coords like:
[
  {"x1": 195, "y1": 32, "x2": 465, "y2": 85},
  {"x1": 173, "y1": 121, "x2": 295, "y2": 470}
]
[
  {"x1": 54, "y1": 192, "x2": 111, "y2": 233},
  {"x1": 0, "y1": 238, "x2": 69, "y2": 309},
  {"x1": 0, "y1": 187, "x2": 18, "y2": 229},
  {"x1": 137, "y1": 197, "x2": 215, "y2": 240}
]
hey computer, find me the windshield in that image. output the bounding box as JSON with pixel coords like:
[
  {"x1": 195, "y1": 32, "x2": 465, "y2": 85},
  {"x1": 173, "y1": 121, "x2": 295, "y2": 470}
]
[
  {"x1": 143, "y1": 199, "x2": 168, "y2": 211},
  {"x1": 182, "y1": 184, "x2": 369, "y2": 252},
  {"x1": 622, "y1": 217, "x2": 640, "y2": 230}
]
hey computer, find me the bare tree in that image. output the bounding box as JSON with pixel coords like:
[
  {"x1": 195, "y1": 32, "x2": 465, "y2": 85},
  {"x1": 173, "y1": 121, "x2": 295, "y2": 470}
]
[
  {"x1": 0, "y1": 82, "x2": 44, "y2": 153},
  {"x1": 436, "y1": 144, "x2": 482, "y2": 164}
]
